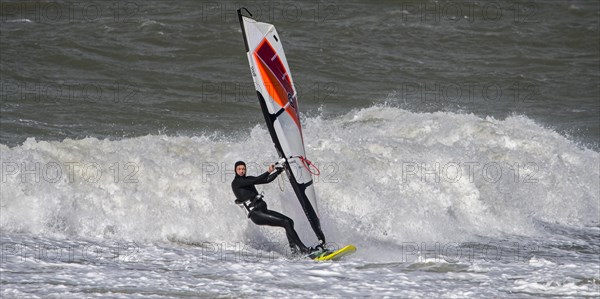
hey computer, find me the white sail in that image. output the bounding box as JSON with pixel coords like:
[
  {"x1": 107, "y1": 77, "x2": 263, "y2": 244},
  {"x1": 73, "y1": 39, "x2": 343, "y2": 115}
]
[{"x1": 238, "y1": 9, "x2": 325, "y2": 245}]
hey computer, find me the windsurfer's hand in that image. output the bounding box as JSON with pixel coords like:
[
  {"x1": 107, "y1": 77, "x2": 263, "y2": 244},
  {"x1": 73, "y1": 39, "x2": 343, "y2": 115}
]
[{"x1": 268, "y1": 164, "x2": 275, "y2": 173}]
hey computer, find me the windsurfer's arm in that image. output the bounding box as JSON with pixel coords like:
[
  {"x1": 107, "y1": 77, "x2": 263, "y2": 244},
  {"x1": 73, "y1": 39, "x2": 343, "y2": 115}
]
[
  {"x1": 264, "y1": 165, "x2": 283, "y2": 183},
  {"x1": 233, "y1": 165, "x2": 281, "y2": 187},
  {"x1": 257, "y1": 164, "x2": 282, "y2": 185},
  {"x1": 233, "y1": 172, "x2": 269, "y2": 188}
]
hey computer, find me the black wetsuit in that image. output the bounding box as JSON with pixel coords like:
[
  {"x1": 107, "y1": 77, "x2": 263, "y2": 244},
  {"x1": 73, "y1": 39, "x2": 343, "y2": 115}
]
[{"x1": 231, "y1": 169, "x2": 309, "y2": 253}]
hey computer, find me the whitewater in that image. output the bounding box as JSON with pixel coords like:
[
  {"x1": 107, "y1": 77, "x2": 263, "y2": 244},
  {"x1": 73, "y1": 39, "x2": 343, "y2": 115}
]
[{"x1": 1, "y1": 106, "x2": 599, "y2": 298}]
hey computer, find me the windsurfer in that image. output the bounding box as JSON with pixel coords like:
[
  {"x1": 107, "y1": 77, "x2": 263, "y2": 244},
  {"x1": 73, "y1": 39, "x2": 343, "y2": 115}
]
[{"x1": 231, "y1": 160, "x2": 314, "y2": 255}]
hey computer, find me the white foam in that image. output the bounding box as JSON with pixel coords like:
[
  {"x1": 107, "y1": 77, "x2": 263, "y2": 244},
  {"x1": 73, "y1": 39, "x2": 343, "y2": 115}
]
[
  {"x1": 512, "y1": 279, "x2": 596, "y2": 296},
  {"x1": 528, "y1": 257, "x2": 556, "y2": 267},
  {"x1": 6, "y1": 18, "x2": 32, "y2": 23},
  {"x1": 1, "y1": 106, "x2": 598, "y2": 252}
]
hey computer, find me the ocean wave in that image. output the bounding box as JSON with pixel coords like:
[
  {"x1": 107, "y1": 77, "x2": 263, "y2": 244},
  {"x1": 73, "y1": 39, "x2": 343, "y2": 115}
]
[{"x1": 1, "y1": 106, "x2": 598, "y2": 249}]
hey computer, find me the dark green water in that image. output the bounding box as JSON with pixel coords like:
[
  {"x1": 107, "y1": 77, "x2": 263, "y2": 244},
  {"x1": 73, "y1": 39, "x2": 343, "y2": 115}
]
[{"x1": 1, "y1": 0, "x2": 598, "y2": 149}]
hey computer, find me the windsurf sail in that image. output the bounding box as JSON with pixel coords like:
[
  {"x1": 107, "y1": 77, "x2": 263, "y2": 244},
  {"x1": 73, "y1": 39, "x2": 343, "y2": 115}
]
[{"x1": 237, "y1": 8, "x2": 326, "y2": 246}]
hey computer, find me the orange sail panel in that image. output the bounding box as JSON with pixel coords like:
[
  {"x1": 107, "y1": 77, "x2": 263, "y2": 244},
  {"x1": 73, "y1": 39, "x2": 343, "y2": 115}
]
[{"x1": 253, "y1": 39, "x2": 301, "y2": 131}]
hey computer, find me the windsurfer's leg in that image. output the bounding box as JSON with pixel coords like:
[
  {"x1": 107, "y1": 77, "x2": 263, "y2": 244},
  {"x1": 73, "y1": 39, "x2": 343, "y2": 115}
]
[
  {"x1": 262, "y1": 209, "x2": 309, "y2": 252},
  {"x1": 249, "y1": 209, "x2": 308, "y2": 253}
]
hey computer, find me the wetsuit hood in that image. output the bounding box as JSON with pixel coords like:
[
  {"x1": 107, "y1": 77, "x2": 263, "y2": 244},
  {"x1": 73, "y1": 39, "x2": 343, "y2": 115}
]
[{"x1": 234, "y1": 161, "x2": 246, "y2": 177}]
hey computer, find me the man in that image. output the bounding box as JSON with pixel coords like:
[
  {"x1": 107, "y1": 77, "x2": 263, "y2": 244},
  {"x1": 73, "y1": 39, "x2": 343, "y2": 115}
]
[{"x1": 231, "y1": 160, "x2": 313, "y2": 255}]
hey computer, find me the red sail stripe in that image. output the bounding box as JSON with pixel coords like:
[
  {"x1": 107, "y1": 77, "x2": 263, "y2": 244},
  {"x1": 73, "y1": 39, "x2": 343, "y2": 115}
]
[{"x1": 253, "y1": 39, "x2": 302, "y2": 132}]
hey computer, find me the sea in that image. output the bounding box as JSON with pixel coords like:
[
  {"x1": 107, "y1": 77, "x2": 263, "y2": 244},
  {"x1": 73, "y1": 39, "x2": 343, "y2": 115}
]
[{"x1": 1, "y1": 0, "x2": 599, "y2": 298}]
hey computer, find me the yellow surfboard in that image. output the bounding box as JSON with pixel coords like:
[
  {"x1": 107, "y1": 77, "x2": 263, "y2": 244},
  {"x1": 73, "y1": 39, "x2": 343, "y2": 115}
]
[{"x1": 312, "y1": 245, "x2": 357, "y2": 261}]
